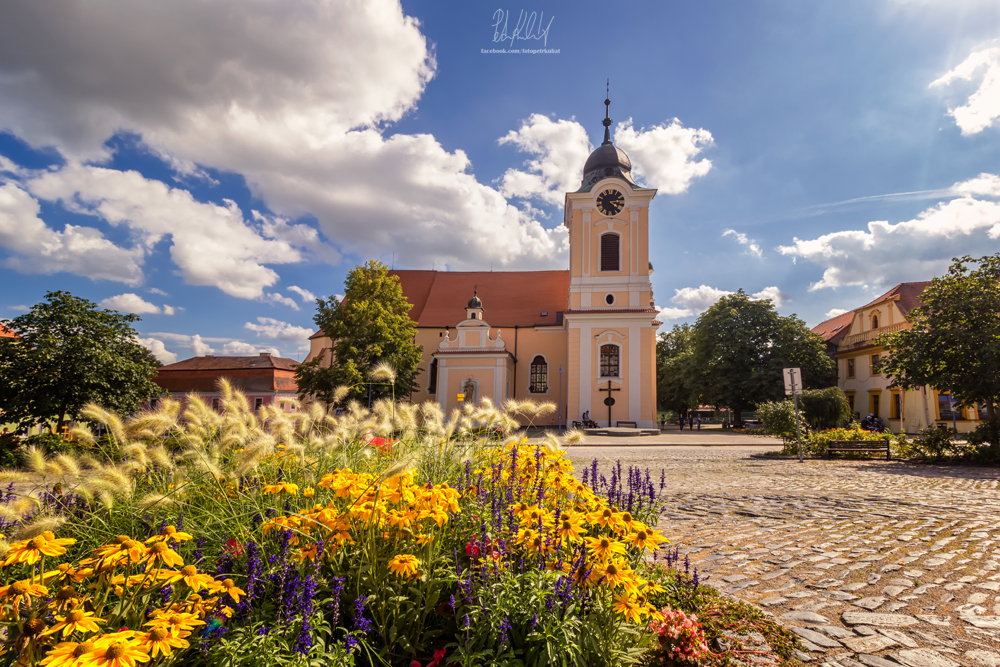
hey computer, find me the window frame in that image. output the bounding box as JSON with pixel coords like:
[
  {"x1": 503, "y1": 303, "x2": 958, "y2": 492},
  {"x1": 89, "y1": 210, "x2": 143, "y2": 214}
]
[
  {"x1": 870, "y1": 353, "x2": 880, "y2": 376},
  {"x1": 846, "y1": 358, "x2": 855, "y2": 378},
  {"x1": 253, "y1": 397, "x2": 264, "y2": 412},
  {"x1": 599, "y1": 232, "x2": 621, "y2": 273},
  {"x1": 428, "y1": 358, "x2": 438, "y2": 394},
  {"x1": 528, "y1": 355, "x2": 549, "y2": 394}
]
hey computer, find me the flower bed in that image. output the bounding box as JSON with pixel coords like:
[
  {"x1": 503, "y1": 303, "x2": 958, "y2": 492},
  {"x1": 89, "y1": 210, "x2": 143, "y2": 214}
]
[{"x1": 0, "y1": 384, "x2": 801, "y2": 665}]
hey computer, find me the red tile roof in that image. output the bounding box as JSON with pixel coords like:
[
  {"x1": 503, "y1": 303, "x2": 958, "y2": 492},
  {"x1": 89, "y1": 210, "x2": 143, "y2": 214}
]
[
  {"x1": 310, "y1": 271, "x2": 572, "y2": 339},
  {"x1": 158, "y1": 354, "x2": 300, "y2": 372},
  {"x1": 811, "y1": 310, "x2": 854, "y2": 343},
  {"x1": 391, "y1": 270, "x2": 569, "y2": 327},
  {"x1": 0, "y1": 323, "x2": 16, "y2": 338},
  {"x1": 861, "y1": 281, "x2": 932, "y2": 315}
]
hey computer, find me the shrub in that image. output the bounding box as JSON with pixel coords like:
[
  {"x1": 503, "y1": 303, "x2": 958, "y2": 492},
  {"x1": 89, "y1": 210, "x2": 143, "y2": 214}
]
[
  {"x1": 757, "y1": 400, "x2": 806, "y2": 441},
  {"x1": 797, "y1": 387, "x2": 851, "y2": 430},
  {"x1": 645, "y1": 608, "x2": 709, "y2": 665},
  {"x1": 910, "y1": 426, "x2": 958, "y2": 459},
  {"x1": 0, "y1": 433, "x2": 21, "y2": 469}
]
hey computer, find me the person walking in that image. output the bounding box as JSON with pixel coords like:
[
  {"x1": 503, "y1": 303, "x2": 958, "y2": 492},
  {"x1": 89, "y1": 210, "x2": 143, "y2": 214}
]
[
  {"x1": 697, "y1": 415, "x2": 702, "y2": 431},
  {"x1": 688, "y1": 414, "x2": 694, "y2": 429},
  {"x1": 678, "y1": 415, "x2": 684, "y2": 430}
]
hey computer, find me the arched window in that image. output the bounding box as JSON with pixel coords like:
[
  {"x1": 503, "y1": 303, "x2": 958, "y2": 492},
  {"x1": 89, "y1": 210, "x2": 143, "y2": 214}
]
[
  {"x1": 600, "y1": 233, "x2": 620, "y2": 272},
  {"x1": 871, "y1": 315, "x2": 879, "y2": 329},
  {"x1": 529, "y1": 355, "x2": 548, "y2": 393},
  {"x1": 599, "y1": 344, "x2": 619, "y2": 377},
  {"x1": 428, "y1": 358, "x2": 438, "y2": 394}
]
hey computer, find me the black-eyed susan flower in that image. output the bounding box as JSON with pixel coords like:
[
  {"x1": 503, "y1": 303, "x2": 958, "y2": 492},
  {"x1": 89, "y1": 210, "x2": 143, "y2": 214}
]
[
  {"x1": 387, "y1": 554, "x2": 420, "y2": 579},
  {"x1": 0, "y1": 579, "x2": 49, "y2": 608},
  {"x1": 45, "y1": 607, "x2": 105, "y2": 638},
  {"x1": 135, "y1": 626, "x2": 189, "y2": 658},
  {"x1": 39, "y1": 640, "x2": 95, "y2": 667},
  {"x1": 612, "y1": 592, "x2": 646, "y2": 622},
  {"x1": 263, "y1": 482, "x2": 299, "y2": 496},
  {"x1": 585, "y1": 536, "x2": 627, "y2": 561},
  {"x1": 144, "y1": 525, "x2": 193, "y2": 545},
  {"x1": 144, "y1": 611, "x2": 204, "y2": 637},
  {"x1": 1, "y1": 531, "x2": 75, "y2": 566},
  {"x1": 217, "y1": 579, "x2": 245, "y2": 604},
  {"x1": 627, "y1": 528, "x2": 666, "y2": 552},
  {"x1": 144, "y1": 542, "x2": 183, "y2": 569},
  {"x1": 160, "y1": 565, "x2": 214, "y2": 592},
  {"x1": 88, "y1": 636, "x2": 150, "y2": 667}
]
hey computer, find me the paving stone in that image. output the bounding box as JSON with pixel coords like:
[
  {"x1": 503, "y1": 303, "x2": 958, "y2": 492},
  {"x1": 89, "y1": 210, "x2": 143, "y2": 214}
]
[
  {"x1": 895, "y1": 648, "x2": 962, "y2": 667},
  {"x1": 840, "y1": 634, "x2": 898, "y2": 653},
  {"x1": 723, "y1": 574, "x2": 748, "y2": 583},
  {"x1": 782, "y1": 611, "x2": 830, "y2": 624},
  {"x1": 853, "y1": 597, "x2": 887, "y2": 610},
  {"x1": 961, "y1": 615, "x2": 1000, "y2": 629},
  {"x1": 854, "y1": 625, "x2": 878, "y2": 636},
  {"x1": 915, "y1": 614, "x2": 951, "y2": 626},
  {"x1": 815, "y1": 625, "x2": 856, "y2": 639},
  {"x1": 877, "y1": 628, "x2": 919, "y2": 648},
  {"x1": 790, "y1": 627, "x2": 843, "y2": 648},
  {"x1": 842, "y1": 612, "x2": 918, "y2": 627},
  {"x1": 826, "y1": 590, "x2": 859, "y2": 602},
  {"x1": 787, "y1": 591, "x2": 817, "y2": 598},
  {"x1": 761, "y1": 568, "x2": 790, "y2": 580},
  {"x1": 794, "y1": 649, "x2": 817, "y2": 662},
  {"x1": 883, "y1": 586, "x2": 909, "y2": 597},
  {"x1": 842, "y1": 582, "x2": 869, "y2": 592},
  {"x1": 759, "y1": 596, "x2": 787, "y2": 607},
  {"x1": 856, "y1": 655, "x2": 903, "y2": 667},
  {"x1": 884, "y1": 602, "x2": 909, "y2": 612},
  {"x1": 965, "y1": 649, "x2": 1000, "y2": 667}
]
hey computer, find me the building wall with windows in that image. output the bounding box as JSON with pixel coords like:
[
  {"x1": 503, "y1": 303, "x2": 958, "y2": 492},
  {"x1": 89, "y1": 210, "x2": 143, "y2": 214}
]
[
  {"x1": 148, "y1": 353, "x2": 300, "y2": 413},
  {"x1": 813, "y1": 282, "x2": 985, "y2": 434}
]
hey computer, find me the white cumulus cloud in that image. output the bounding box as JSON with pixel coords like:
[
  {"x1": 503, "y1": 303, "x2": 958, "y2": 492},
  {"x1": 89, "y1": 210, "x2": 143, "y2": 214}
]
[
  {"x1": 264, "y1": 292, "x2": 299, "y2": 310},
  {"x1": 657, "y1": 284, "x2": 787, "y2": 321},
  {"x1": 824, "y1": 308, "x2": 849, "y2": 318},
  {"x1": 722, "y1": 229, "x2": 763, "y2": 258},
  {"x1": 498, "y1": 114, "x2": 593, "y2": 205},
  {"x1": 778, "y1": 173, "x2": 1000, "y2": 291},
  {"x1": 0, "y1": 0, "x2": 570, "y2": 272},
  {"x1": 751, "y1": 286, "x2": 789, "y2": 307},
  {"x1": 930, "y1": 45, "x2": 1000, "y2": 135},
  {"x1": 190, "y1": 335, "x2": 215, "y2": 357},
  {"x1": 614, "y1": 119, "x2": 714, "y2": 194},
  {"x1": 222, "y1": 340, "x2": 280, "y2": 356},
  {"x1": 136, "y1": 337, "x2": 178, "y2": 364},
  {"x1": 244, "y1": 317, "x2": 314, "y2": 342},
  {"x1": 287, "y1": 286, "x2": 316, "y2": 303},
  {"x1": 99, "y1": 293, "x2": 162, "y2": 315}
]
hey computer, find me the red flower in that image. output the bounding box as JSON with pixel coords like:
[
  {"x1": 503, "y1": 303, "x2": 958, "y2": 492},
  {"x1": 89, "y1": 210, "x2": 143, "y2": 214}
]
[
  {"x1": 465, "y1": 539, "x2": 480, "y2": 559},
  {"x1": 428, "y1": 648, "x2": 446, "y2": 667},
  {"x1": 224, "y1": 538, "x2": 245, "y2": 556}
]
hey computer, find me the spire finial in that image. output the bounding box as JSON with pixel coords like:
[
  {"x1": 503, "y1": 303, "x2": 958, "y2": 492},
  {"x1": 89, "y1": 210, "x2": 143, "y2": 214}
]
[{"x1": 602, "y1": 79, "x2": 613, "y2": 145}]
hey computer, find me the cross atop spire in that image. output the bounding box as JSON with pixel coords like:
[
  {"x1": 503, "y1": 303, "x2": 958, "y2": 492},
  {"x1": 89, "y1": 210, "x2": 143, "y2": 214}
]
[{"x1": 602, "y1": 79, "x2": 613, "y2": 145}]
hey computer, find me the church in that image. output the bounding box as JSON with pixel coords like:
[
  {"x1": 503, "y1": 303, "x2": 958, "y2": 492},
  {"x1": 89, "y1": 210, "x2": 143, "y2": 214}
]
[{"x1": 307, "y1": 99, "x2": 661, "y2": 428}]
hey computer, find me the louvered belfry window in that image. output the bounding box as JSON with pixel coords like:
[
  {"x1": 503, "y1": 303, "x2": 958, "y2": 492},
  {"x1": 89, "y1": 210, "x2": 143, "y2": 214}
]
[{"x1": 600, "y1": 233, "x2": 620, "y2": 272}]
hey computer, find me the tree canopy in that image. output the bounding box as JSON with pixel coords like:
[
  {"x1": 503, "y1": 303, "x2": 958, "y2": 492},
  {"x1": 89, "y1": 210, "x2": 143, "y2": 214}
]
[
  {"x1": 295, "y1": 260, "x2": 423, "y2": 405},
  {"x1": 875, "y1": 254, "x2": 1000, "y2": 444},
  {"x1": 688, "y1": 290, "x2": 835, "y2": 424},
  {"x1": 656, "y1": 324, "x2": 697, "y2": 417},
  {"x1": 0, "y1": 291, "x2": 163, "y2": 429}
]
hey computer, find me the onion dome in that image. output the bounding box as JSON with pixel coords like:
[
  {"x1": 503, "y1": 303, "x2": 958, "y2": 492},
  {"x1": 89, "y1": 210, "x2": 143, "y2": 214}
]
[{"x1": 580, "y1": 92, "x2": 637, "y2": 191}]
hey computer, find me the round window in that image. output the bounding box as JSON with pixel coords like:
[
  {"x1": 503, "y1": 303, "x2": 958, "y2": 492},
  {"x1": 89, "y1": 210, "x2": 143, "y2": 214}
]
[{"x1": 605, "y1": 293, "x2": 615, "y2": 305}]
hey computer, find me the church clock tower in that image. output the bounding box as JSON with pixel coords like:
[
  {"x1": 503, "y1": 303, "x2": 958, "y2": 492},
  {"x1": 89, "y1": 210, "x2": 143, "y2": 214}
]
[{"x1": 563, "y1": 95, "x2": 659, "y2": 428}]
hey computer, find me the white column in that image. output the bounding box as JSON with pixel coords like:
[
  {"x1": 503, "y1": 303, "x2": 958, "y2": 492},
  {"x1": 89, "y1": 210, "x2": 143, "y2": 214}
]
[{"x1": 437, "y1": 362, "x2": 449, "y2": 412}]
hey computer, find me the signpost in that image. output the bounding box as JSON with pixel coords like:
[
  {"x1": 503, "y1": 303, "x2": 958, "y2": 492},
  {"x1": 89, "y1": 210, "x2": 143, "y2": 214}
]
[
  {"x1": 457, "y1": 393, "x2": 465, "y2": 402},
  {"x1": 783, "y1": 367, "x2": 803, "y2": 463}
]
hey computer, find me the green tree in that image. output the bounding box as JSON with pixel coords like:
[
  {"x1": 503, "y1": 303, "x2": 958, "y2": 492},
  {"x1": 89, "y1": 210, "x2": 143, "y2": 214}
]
[
  {"x1": 0, "y1": 291, "x2": 163, "y2": 430},
  {"x1": 689, "y1": 290, "x2": 835, "y2": 426},
  {"x1": 875, "y1": 254, "x2": 1000, "y2": 446},
  {"x1": 656, "y1": 324, "x2": 697, "y2": 418},
  {"x1": 295, "y1": 260, "x2": 423, "y2": 405}
]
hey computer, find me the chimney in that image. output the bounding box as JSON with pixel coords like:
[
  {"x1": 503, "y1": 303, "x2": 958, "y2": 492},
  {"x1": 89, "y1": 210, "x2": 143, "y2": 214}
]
[{"x1": 259, "y1": 352, "x2": 271, "y2": 357}]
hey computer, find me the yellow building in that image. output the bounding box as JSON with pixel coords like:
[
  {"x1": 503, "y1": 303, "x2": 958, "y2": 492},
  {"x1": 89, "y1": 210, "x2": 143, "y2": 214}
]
[
  {"x1": 812, "y1": 281, "x2": 987, "y2": 434},
  {"x1": 306, "y1": 98, "x2": 660, "y2": 427}
]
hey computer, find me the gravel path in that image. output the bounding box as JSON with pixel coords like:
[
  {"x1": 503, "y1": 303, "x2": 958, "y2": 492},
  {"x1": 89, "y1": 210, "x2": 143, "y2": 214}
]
[{"x1": 562, "y1": 443, "x2": 1000, "y2": 667}]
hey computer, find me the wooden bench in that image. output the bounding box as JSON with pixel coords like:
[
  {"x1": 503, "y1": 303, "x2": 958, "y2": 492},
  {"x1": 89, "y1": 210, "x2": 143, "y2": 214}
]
[
  {"x1": 827, "y1": 440, "x2": 890, "y2": 461},
  {"x1": 616, "y1": 421, "x2": 637, "y2": 428}
]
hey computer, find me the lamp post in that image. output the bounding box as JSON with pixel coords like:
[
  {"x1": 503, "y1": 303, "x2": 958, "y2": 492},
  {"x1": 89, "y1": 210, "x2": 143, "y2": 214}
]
[{"x1": 558, "y1": 365, "x2": 563, "y2": 434}]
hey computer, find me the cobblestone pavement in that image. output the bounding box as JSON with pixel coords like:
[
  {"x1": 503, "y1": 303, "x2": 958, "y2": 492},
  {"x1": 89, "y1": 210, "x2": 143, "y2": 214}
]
[{"x1": 565, "y1": 444, "x2": 1000, "y2": 667}]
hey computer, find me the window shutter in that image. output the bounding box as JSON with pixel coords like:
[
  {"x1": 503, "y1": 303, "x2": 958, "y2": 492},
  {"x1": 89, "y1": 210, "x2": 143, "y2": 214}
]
[{"x1": 600, "y1": 234, "x2": 620, "y2": 272}]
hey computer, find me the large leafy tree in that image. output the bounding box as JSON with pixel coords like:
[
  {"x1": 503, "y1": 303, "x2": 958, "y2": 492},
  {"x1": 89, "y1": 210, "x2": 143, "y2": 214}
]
[
  {"x1": 875, "y1": 254, "x2": 1000, "y2": 445},
  {"x1": 0, "y1": 291, "x2": 163, "y2": 429},
  {"x1": 296, "y1": 260, "x2": 423, "y2": 405},
  {"x1": 656, "y1": 324, "x2": 697, "y2": 417},
  {"x1": 689, "y1": 290, "x2": 834, "y2": 425}
]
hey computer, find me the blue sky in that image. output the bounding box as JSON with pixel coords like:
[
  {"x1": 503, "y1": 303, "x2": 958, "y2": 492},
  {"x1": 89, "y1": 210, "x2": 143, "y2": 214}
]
[{"x1": 2, "y1": 0, "x2": 1000, "y2": 363}]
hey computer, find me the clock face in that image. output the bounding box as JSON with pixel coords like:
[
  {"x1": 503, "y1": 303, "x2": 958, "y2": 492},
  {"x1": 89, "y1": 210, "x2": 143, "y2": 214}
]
[{"x1": 596, "y1": 188, "x2": 625, "y2": 216}]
